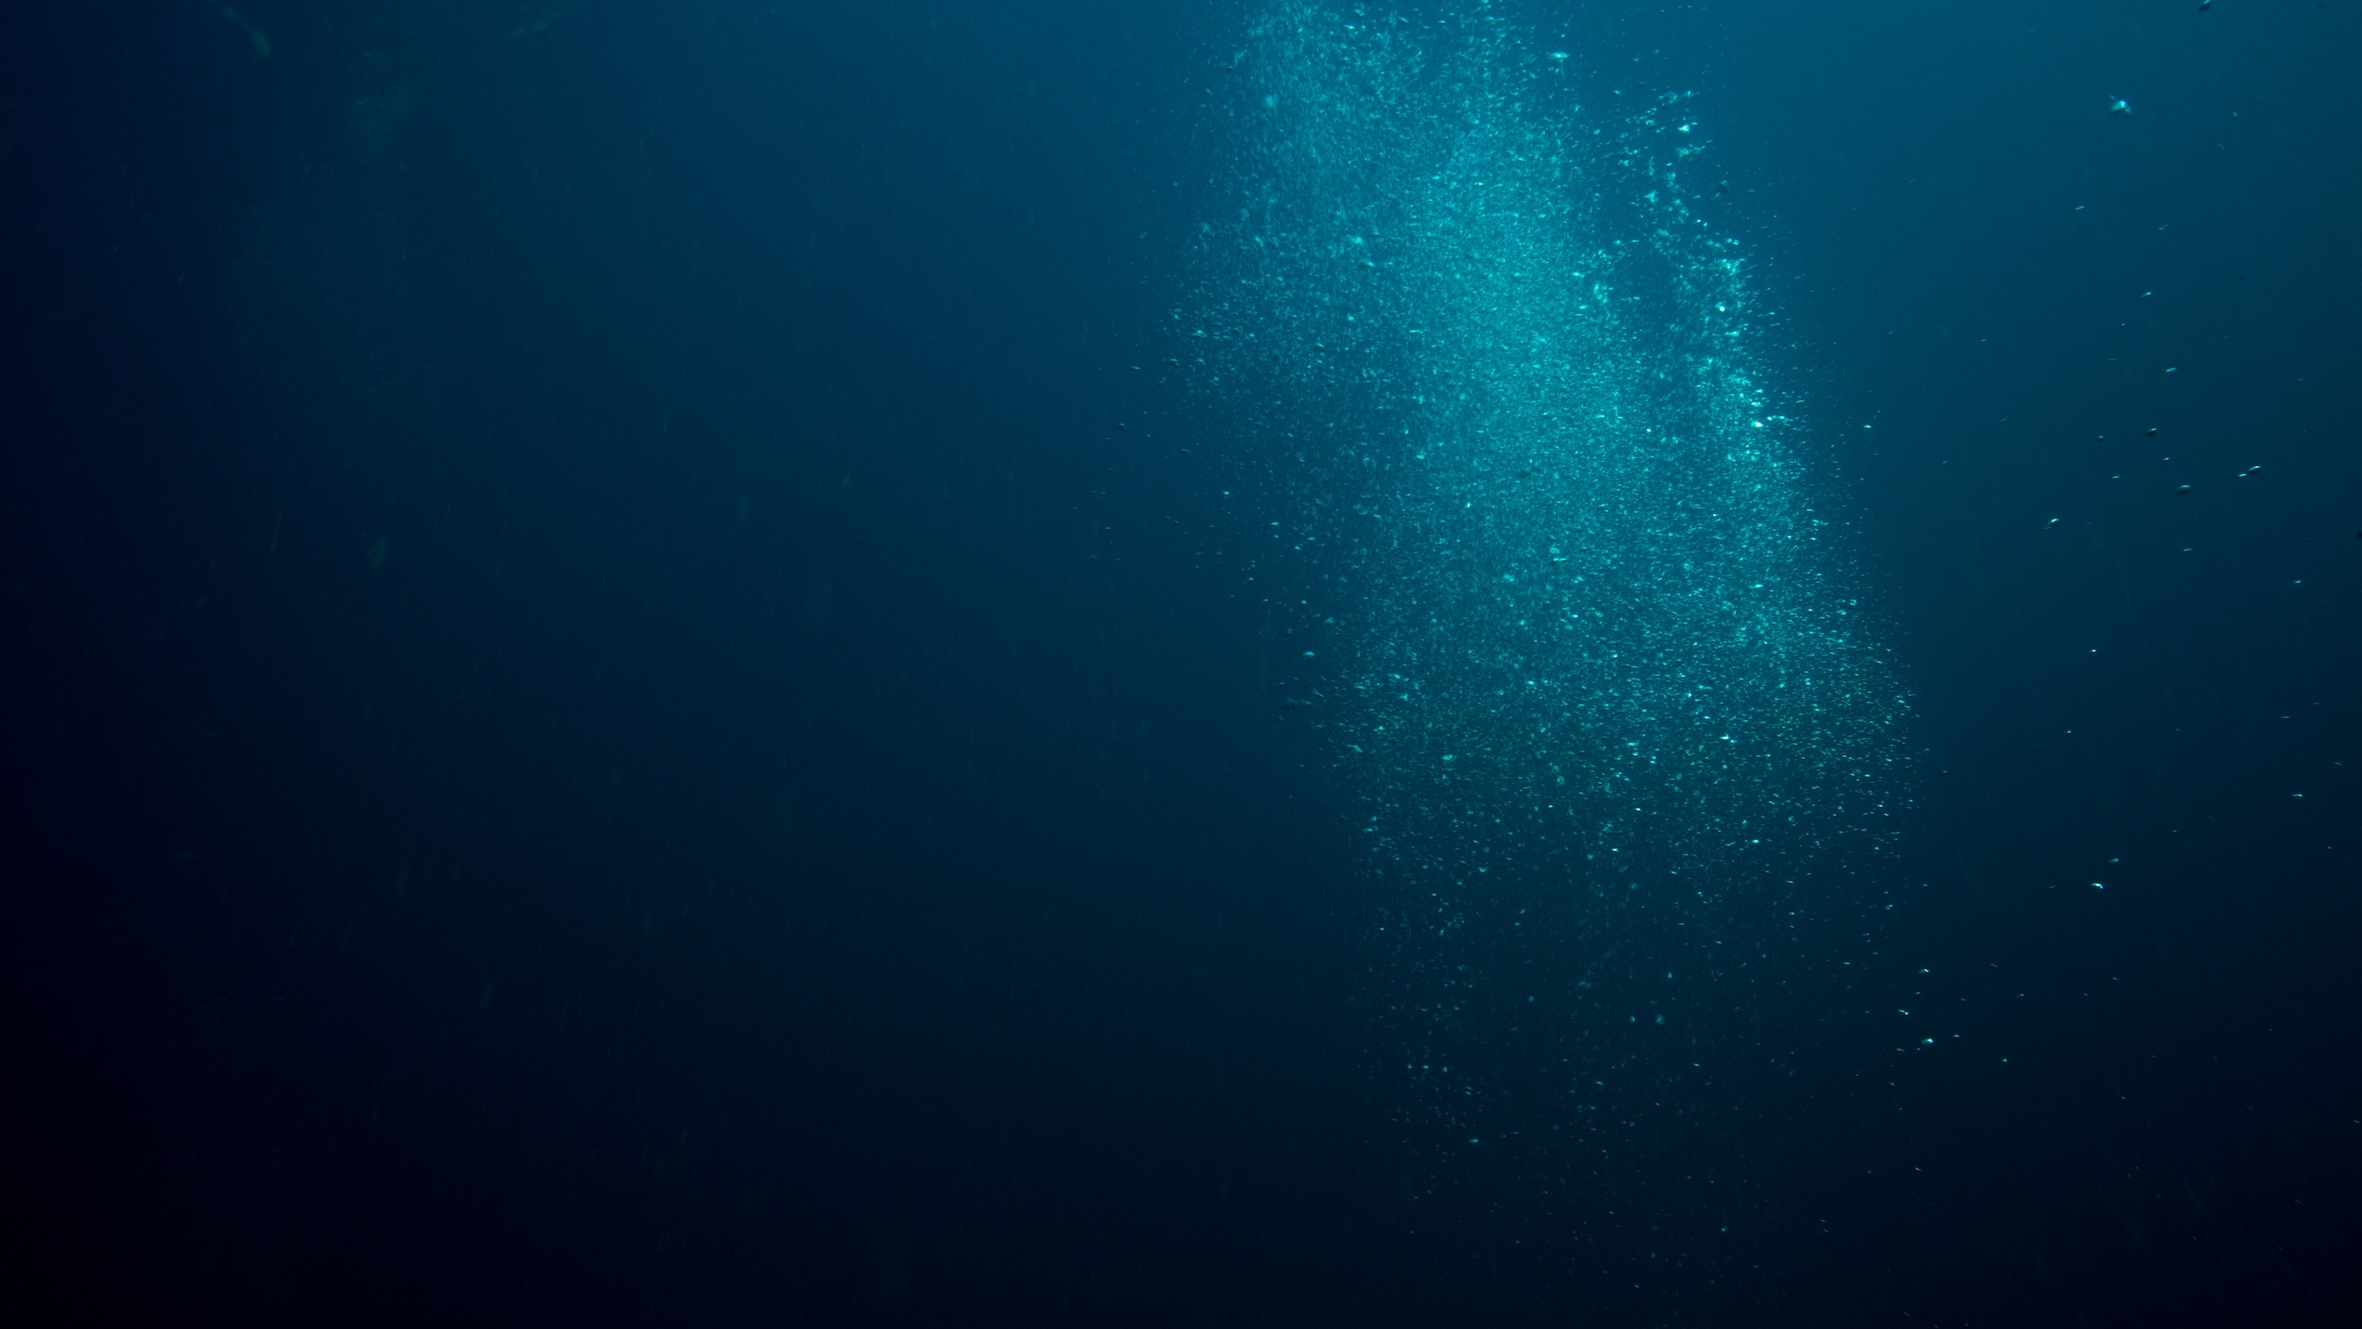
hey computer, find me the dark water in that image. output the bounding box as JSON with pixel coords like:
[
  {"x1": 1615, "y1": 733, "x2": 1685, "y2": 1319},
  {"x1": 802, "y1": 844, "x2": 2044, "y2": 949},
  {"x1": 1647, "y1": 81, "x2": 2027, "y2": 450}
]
[{"x1": 5, "y1": 3, "x2": 2357, "y2": 1325}]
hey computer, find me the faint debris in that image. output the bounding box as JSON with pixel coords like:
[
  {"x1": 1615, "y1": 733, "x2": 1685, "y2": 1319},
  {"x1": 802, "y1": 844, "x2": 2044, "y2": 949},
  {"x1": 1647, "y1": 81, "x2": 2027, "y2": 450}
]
[{"x1": 221, "y1": 6, "x2": 270, "y2": 57}]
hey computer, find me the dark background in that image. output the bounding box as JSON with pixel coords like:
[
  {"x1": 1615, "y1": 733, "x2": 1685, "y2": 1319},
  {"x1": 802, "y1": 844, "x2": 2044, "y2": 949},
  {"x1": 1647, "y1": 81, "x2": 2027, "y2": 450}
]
[{"x1": 3, "y1": 2, "x2": 2355, "y2": 1324}]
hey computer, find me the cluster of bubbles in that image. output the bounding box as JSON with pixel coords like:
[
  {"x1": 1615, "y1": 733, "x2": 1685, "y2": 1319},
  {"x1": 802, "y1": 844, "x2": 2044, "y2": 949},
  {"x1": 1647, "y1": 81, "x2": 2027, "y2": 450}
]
[{"x1": 1180, "y1": 3, "x2": 1908, "y2": 1179}]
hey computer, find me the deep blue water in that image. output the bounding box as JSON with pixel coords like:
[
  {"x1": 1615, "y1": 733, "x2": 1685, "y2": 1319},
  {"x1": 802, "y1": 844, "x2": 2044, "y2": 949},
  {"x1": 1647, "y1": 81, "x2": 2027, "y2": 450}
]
[{"x1": 4, "y1": 3, "x2": 2357, "y2": 1325}]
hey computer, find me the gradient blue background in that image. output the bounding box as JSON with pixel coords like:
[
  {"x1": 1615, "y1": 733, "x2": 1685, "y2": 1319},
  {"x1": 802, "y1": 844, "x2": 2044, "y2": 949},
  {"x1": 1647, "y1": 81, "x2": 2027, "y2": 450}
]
[{"x1": 4, "y1": 3, "x2": 2356, "y2": 1324}]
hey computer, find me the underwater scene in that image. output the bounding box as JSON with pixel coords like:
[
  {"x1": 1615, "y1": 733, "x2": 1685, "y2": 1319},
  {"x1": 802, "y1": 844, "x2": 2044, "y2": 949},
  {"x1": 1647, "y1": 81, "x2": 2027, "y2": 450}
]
[{"x1": 5, "y1": 2, "x2": 2357, "y2": 1325}]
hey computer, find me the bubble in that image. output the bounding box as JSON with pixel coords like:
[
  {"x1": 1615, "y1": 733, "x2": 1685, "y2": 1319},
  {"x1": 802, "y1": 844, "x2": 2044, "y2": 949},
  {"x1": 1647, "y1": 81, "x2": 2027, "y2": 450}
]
[{"x1": 1182, "y1": 3, "x2": 1906, "y2": 1188}]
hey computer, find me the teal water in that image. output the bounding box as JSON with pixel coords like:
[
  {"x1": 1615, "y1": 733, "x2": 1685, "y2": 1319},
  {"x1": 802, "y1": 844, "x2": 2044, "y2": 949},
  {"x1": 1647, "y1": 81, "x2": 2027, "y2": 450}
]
[{"x1": 4, "y1": 2, "x2": 2356, "y2": 1324}]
